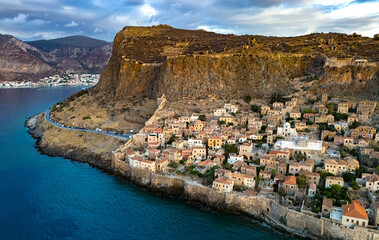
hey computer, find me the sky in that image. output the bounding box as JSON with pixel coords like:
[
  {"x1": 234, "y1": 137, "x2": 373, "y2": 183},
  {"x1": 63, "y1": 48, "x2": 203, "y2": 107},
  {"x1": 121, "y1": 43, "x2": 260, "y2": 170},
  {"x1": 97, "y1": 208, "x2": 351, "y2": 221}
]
[{"x1": 0, "y1": 0, "x2": 378, "y2": 41}]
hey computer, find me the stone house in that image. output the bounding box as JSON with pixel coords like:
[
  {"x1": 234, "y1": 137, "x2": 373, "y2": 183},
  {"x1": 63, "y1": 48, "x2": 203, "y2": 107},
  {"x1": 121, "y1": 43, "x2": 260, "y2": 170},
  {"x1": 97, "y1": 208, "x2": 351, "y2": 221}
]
[
  {"x1": 322, "y1": 197, "x2": 333, "y2": 217},
  {"x1": 194, "y1": 121, "x2": 204, "y2": 132},
  {"x1": 259, "y1": 171, "x2": 271, "y2": 181},
  {"x1": 141, "y1": 160, "x2": 156, "y2": 173},
  {"x1": 319, "y1": 106, "x2": 328, "y2": 115},
  {"x1": 156, "y1": 158, "x2": 168, "y2": 172},
  {"x1": 278, "y1": 163, "x2": 287, "y2": 174},
  {"x1": 347, "y1": 159, "x2": 359, "y2": 172},
  {"x1": 232, "y1": 160, "x2": 247, "y2": 171},
  {"x1": 358, "y1": 139, "x2": 369, "y2": 148},
  {"x1": 242, "y1": 175, "x2": 255, "y2": 189},
  {"x1": 347, "y1": 114, "x2": 359, "y2": 125},
  {"x1": 365, "y1": 174, "x2": 379, "y2": 193},
  {"x1": 325, "y1": 176, "x2": 344, "y2": 188},
  {"x1": 342, "y1": 202, "x2": 369, "y2": 228},
  {"x1": 215, "y1": 169, "x2": 232, "y2": 179},
  {"x1": 282, "y1": 176, "x2": 298, "y2": 195},
  {"x1": 337, "y1": 103, "x2": 349, "y2": 114},
  {"x1": 241, "y1": 165, "x2": 257, "y2": 176},
  {"x1": 343, "y1": 137, "x2": 354, "y2": 148},
  {"x1": 212, "y1": 177, "x2": 234, "y2": 192},
  {"x1": 334, "y1": 136, "x2": 345, "y2": 146},
  {"x1": 268, "y1": 150, "x2": 290, "y2": 161},
  {"x1": 322, "y1": 130, "x2": 336, "y2": 141},
  {"x1": 300, "y1": 170, "x2": 320, "y2": 185},
  {"x1": 181, "y1": 149, "x2": 193, "y2": 160},
  {"x1": 214, "y1": 108, "x2": 227, "y2": 116},
  {"x1": 290, "y1": 111, "x2": 301, "y2": 119},
  {"x1": 321, "y1": 93, "x2": 328, "y2": 103},
  {"x1": 273, "y1": 102, "x2": 284, "y2": 110},
  {"x1": 350, "y1": 129, "x2": 360, "y2": 139},
  {"x1": 239, "y1": 142, "x2": 253, "y2": 157},
  {"x1": 192, "y1": 147, "x2": 206, "y2": 159},
  {"x1": 324, "y1": 159, "x2": 347, "y2": 176},
  {"x1": 261, "y1": 105, "x2": 270, "y2": 115}
]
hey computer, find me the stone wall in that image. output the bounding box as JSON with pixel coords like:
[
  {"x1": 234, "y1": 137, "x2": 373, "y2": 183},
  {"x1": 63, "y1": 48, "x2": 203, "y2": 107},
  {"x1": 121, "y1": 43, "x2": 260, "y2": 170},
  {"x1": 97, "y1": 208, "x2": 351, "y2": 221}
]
[{"x1": 111, "y1": 153, "x2": 379, "y2": 239}]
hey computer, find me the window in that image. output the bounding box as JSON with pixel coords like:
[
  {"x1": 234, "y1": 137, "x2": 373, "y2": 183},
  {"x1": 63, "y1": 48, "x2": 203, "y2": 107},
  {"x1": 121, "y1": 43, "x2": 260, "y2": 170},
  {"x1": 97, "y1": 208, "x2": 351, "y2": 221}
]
[{"x1": 347, "y1": 219, "x2": 349, "y2": 222}]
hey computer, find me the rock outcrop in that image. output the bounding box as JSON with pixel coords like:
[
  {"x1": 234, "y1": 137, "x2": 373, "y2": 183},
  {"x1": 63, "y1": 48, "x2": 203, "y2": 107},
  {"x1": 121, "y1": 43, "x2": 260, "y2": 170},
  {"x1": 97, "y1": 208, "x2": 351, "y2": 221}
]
[{"x1": 93, "y1": 25, "x2": 379, "y2": 100}]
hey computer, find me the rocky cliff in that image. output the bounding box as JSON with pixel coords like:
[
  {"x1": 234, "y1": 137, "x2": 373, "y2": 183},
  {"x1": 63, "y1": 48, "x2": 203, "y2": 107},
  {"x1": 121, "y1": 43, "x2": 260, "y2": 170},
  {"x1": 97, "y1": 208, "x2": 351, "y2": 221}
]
[
  {"x1": 93, "y1": 25, "x2": 379, "y2": 100},
  {"x1": 0, "y1": 34, "x2": 112, "y2": 82}
]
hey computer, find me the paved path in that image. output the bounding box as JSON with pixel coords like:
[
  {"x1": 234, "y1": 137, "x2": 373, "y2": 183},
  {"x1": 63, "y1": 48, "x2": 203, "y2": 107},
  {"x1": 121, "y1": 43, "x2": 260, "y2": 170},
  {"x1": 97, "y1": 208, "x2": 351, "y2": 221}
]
[{"x1": 44, "y1": 110, "x2": 133, "y2": 140}]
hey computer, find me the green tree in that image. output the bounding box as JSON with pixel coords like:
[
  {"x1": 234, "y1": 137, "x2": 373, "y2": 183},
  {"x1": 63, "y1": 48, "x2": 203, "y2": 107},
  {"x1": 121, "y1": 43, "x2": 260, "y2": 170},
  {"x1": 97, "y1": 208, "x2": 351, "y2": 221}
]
[
  {"x1": 330, "y1": 184, "x2": 342, "y2": 195},
  {"x1": 198, "y1": 115, "x2": 206, "y2": 121},
  {"x1": 251, "y1": 104, "x2": 261, "y2": 112},
  {"x1": 244, "y1": 95, "x2": 252, "y2": 103},
  {"x1": 296, "y1": 175, "x2": 307, "y2": 188},
  {"x1": 278, "y1": 187, "x2": 286, "y2": 197},
  {"x1": 342, "y1": 172, "x2": 356, "y2": 183},
  {"x1": 202, "y1": 166, "x2": 220, "y2": 185},
  {"x1": 224, "y1": 143, "x2": 237, "y2": 157},
  {"x1": 350, "y1": 121, "x2": 361, "y2": 129},
  {"x1": 51, "y1": 104, "x2": 57, "y2": 112},
  {"x1": 166, "y1": 134, "x2": 176, "y2": 144},
  {"x1": 351, "y1": 181, "x2": 360, "y2": 190}
]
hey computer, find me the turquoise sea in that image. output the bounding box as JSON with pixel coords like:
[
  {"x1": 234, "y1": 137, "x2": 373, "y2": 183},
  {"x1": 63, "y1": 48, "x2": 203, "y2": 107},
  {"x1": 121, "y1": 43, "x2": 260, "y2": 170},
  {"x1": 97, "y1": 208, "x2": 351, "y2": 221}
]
[{"x1": 0, "y1": 87, "x2": 295, "y2": 240}]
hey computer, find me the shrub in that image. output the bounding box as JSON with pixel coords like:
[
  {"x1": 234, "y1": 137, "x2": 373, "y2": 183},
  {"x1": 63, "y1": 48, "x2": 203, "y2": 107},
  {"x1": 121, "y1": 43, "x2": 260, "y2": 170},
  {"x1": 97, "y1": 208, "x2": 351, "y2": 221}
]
[{"x1": 82, "y1": 116, "x2": 91, "y2": 120}]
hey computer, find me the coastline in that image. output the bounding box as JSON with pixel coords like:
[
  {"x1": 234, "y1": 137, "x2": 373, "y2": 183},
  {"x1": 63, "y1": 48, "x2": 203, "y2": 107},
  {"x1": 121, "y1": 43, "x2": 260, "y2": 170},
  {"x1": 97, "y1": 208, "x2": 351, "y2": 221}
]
[{"x1": 26, "y1": 114, "x2": 379, "y2": 240}]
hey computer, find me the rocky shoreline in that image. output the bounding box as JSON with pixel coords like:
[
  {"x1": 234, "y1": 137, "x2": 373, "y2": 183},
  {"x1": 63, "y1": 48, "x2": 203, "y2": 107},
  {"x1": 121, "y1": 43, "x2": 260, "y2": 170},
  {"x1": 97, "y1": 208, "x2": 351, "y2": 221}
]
[
  {"x1": 26, "y1": 114, "x2": 379, "y2": 240},
  {"x1": 26, "y1": 114, "x2": 306, "y2": 239}
]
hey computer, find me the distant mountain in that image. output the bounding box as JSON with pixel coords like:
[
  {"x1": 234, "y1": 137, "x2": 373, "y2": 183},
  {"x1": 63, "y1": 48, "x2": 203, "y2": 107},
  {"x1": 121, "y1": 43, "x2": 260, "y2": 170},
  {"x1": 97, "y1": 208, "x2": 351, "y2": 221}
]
[
  {"x1": 27, "y1": 35, "x2": 110, "y2": 51},
  {"x1": 0, "y1": 34, "x2": 54, "y2": 82},
  {"x1": 0, "y1": 34, "x2": 112, "y2": 82}
]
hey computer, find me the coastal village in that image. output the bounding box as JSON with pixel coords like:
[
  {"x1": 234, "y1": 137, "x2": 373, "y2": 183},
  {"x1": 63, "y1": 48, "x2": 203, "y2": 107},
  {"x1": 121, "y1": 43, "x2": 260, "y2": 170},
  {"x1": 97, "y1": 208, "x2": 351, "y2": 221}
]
[
  {"x1": 0, "y1": 72, "x2": 99, "y2": 88},
  {"x1": 112, "y1": 93, "x2": 379, "y2": 230}
]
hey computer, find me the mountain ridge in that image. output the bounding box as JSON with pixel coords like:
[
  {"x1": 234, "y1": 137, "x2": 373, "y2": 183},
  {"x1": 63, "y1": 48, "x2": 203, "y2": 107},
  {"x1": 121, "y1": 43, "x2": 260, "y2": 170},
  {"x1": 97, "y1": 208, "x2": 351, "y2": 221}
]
[{"x1": 0, "y1": 34, "x2": 112, "y2": 82}]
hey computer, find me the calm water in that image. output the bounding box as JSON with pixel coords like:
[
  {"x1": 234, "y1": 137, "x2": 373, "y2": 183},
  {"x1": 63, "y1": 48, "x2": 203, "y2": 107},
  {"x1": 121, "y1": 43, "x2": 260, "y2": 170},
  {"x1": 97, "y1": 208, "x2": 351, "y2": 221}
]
[{"x1": 0, "y1": 87, "x2": 294, "y2": 240}]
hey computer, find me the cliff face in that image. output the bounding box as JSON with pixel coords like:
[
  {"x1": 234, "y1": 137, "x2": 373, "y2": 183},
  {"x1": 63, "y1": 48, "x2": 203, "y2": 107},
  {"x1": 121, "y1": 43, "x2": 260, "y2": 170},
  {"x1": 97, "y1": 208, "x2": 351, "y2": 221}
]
[
  {"x1": 94, "y1": 25, "x2": 379, "y2": 100},
  {"x1": 314, "y1": 64, "x2": 379, "y2": 96},
  {"x1": 97, "y1": 53, "x2": 325, "y2": 99}
]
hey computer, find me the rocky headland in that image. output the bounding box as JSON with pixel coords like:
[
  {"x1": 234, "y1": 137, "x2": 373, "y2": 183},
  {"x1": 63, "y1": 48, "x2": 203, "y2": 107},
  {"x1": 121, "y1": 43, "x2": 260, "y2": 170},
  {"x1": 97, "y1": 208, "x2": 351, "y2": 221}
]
[{"x1": 50, "y1": 25, "x2": 378, "y2": 132}]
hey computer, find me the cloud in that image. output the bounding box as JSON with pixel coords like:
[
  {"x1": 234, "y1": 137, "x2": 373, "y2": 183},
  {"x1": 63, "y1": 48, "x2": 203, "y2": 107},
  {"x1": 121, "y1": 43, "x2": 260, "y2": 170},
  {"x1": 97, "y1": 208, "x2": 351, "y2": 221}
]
[
  {"x1": 0, "y1": 0, "x2": 377, "y2": 41},
  {"x1": 64, "y1": 21, "x2": 78, "y2": 27}
]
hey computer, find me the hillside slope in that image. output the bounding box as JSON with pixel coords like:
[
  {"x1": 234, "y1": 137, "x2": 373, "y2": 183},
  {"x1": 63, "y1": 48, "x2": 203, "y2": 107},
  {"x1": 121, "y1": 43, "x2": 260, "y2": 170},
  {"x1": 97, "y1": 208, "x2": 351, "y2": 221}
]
[{"x1": 0, "y1": 34, "x2": 112, "y2": 82}]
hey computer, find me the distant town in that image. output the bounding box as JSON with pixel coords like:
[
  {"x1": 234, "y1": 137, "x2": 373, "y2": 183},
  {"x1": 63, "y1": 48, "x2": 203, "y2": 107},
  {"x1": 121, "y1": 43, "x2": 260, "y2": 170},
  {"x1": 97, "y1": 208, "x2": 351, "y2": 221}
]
[{"x1": 0, "y1": 72, "x2": 100, "y2": 88}]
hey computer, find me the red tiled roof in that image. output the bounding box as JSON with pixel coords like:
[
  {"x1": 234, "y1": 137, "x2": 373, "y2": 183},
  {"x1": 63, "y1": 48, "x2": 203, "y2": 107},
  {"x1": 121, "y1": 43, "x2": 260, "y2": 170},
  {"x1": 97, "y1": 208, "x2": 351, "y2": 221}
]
[{"x1": 342, "y1": 202, "x2": 368, "y2": 220}]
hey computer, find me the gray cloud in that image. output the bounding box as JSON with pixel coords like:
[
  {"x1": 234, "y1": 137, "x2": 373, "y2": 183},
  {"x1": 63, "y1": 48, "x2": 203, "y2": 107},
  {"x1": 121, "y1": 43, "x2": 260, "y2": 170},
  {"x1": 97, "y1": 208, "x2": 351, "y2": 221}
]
[{"x1": 0, "y1": 0, "x2": 377, "y2": 41}]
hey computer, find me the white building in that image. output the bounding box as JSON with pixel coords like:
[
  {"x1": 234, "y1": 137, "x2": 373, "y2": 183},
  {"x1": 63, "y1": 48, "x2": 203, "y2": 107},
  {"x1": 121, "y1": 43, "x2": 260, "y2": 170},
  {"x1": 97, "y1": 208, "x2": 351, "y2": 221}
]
[
  {"x1": 224, "y1": 103, "x2": 238, "y2": 113},
  {"x1": 274, "y1": 136, "x2": 324, "y2": 164},
  {"x1": 277, "y1": 122, "x2": 298, "y2": 139},
  {"x1": 228, "y1": 154, "x2": 244, "y2": 164},
  {"x1": 187, "y1": 138, "x2": 203, "y2": 148}
]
